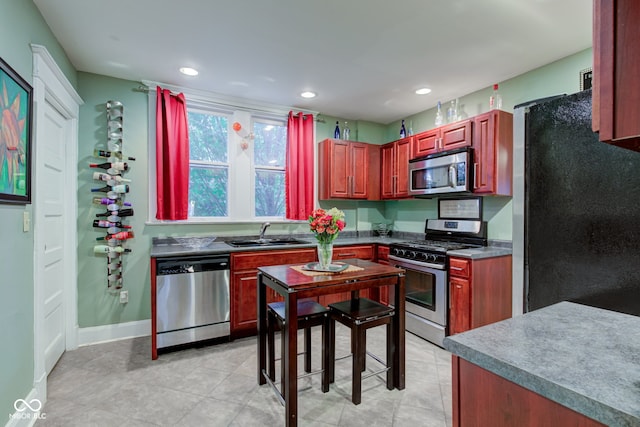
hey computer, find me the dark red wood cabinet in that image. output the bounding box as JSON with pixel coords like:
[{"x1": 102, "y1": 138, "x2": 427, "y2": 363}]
[
  {"x1": 592, "y1": 0, "x2": 640, "y2": 152},
  {"x1": 448, "y1": 255, "x2": 512, "y2": 336},
  {"x1": 412, "y1": 120, "x2": 472, "y2": 159},
  {"x1": 472, "y1": 110, "x2": 513, "y2": 196},
  {"x1": 230, "y1": 249, "x2": 316, "y2": 338},
  {"x1": 381, "y1": 137, "x2": 412, "y2": 199},
  {"x1": 452, "y1": 357, "x2": 606, "y2": 427},
  {"x1": 319, "y1": 139, "x2": 380, "y2": 200}
]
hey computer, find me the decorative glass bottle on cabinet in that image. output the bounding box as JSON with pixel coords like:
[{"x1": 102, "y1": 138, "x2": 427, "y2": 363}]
[{"x1": 91, "y1": 100, "x2": 134, "y2": 292}]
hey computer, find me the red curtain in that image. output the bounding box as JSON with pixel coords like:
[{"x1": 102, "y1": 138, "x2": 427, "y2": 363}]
[
  {"x1": 155, "y1": 87, "x2": 190, "y2": 220},
  {"x1": 285, "y1": 111, "x2": 315, "y2": 220}
]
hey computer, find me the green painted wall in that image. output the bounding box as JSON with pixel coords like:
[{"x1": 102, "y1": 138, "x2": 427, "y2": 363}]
[{"x1": 0, "y1": 0, "x2": 77, "y2": 419}]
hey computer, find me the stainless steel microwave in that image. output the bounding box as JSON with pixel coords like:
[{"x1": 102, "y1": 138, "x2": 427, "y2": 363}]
[{"x1": 408, "y1": 147, "x2": 473, "y2": 197}]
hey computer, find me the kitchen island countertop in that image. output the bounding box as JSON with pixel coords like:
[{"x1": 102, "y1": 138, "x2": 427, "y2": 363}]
[{"x1": 443, "y1": 301, "x2": 640, "y2": 426}]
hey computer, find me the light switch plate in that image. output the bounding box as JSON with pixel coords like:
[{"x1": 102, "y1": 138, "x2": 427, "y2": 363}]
[
  {"x1": 119, "y1": 290, "x2": 128, "y2": 304},
  {"x1": 23, "y1": 211, "x2": 30, "y2": 232}
]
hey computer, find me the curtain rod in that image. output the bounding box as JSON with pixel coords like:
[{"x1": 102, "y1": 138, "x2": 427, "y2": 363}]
[{"x1": 133, "y1": 85, "x2": 325, "y2": 123}]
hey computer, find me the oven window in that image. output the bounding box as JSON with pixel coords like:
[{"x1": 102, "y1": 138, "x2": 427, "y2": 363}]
[{"x1": 405, "y1": 268, "x2": 437, "y2": 311}]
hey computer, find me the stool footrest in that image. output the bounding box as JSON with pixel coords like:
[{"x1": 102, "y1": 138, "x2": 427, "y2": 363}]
[
  {"x1": 261, "y1": 369, "x2": 285, "y2": 407},
  {"x1": 361, "y1": 366, "x2": 391, "y2": 381}
]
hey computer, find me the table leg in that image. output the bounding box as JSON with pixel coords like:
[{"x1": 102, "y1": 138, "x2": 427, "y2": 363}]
[
  {"x1": 257, "y1": 272, "x2": 267, "y2": 385},
  {"x1": 284, "y1": 291, "x2": 299, "y2": 426},
  {"x1": 394, "y1": 274, "x2": 406, "y2": 390}
]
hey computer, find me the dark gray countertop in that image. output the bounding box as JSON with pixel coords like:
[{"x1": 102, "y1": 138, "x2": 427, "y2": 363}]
[
  {"x1": 150, "y1": 234, "x2": 512, "y2": 259},
  {"x1": 443, "y1": 301, "x2": 640, "y2": 427},
  {"x1": 150, "y1": 235, "x2": 407, "y2": 258}
]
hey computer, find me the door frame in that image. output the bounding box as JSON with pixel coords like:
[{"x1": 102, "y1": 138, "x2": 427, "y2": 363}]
[{"x1": 31, "y1": 44, "x2": 82, "y2": 399}]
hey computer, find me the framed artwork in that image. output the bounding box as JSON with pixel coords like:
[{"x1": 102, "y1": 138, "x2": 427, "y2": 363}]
[{"x1": 0, "y1": 56, "x2": 32, "y2": 204}]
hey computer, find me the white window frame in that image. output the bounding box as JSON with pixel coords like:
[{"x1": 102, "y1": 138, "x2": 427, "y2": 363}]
[{"x1": 144, "y1": 81, "x2": 317, "y2": 224}]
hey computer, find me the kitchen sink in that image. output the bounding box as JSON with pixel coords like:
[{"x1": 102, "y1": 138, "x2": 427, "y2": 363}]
[{"x1": 225, "y1": 238, "x2": 311, "y2": 247}]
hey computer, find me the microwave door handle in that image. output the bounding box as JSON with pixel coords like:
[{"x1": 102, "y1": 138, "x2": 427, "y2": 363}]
[{"x1": 448, "y1": 164, "x2": 457, "y2": 188}]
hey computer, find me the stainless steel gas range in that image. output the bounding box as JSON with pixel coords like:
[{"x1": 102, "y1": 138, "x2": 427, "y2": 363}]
[{"x1": 389, "y1": 218, "x2": 487, "y2": 347}]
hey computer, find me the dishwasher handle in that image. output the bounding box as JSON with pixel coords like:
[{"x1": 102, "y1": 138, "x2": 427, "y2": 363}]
[{"x1": 156, "y1": 255, "x2": 230, "y2": 275}]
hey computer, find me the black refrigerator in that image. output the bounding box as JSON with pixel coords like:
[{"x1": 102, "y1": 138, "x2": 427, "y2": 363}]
[{"x1": 513, "y1": 89, "x2": 640, "y2": 316}]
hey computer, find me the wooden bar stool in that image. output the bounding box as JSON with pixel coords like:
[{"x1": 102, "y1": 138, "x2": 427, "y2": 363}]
[
  {"x1": 328, "y1": 297, "x2": 394, "y2": 405},
  {"x1": 266, "y1": 299, "x2": 330, "y2": 403}
]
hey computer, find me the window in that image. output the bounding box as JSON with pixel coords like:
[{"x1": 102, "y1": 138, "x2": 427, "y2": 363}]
[
  {"x1": 184, "y1": 106, "x2": 287, "y2": 221},
  {"x1": 187, "y1": 110, "x2": 229, "y2": 217},
  {"x1": 253, "y1": 119, "x2": 286, "y2": 217}
]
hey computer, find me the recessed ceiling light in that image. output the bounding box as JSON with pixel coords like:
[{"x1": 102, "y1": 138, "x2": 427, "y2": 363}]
[
  {"x1": 415, "y1": 87, "x2": 432, "y2": 95},
  {"x1": 179, "y1": 67, "x2": 199, "y2": 76},
  {"x1": 300, "y1": 91, "x2": 317, "y2": 98}
]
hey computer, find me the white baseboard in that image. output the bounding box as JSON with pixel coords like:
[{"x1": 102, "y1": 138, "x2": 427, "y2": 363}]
[
  {"x1": 77, "y1": 319, "x2": 151, "y2": 347},
  {"x1": 5, "y1": 385, "x2": 45, "y2": 427}
]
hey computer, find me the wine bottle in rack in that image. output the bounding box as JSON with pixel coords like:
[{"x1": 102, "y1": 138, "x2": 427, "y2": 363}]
[
  {"x1": 91, "y1": 184, "x2": 130, "y2": 194},
  {"x1": 89, "y1": 162, "x2": 129, "y2": 172},
  {"x1": 95, "y1": 208, "x2": 134, "y2": 218},
  {"x1": 93, "y1": 245, "x2": 132, "y2": 254},
  {"x1": 93, "y1": 172, "x2": 131, "y2": 184},
  {"x1": 96, "y1": 231, "x2": 135, "y2": 241},
  {"x1": 93, "y1": 219, "x2": 131, "y2": 229},
  {"x1": 92, "y1": 197, "x2": 132, "y2": 210},
  {"x1": 93, "y1": 149, "x2": 136, "y2": 161}
]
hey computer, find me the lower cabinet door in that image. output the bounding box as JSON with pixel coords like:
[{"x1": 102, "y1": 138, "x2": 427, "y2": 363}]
[{"x1": 450, "y1": 276, "x2": 471, "y2": 335}]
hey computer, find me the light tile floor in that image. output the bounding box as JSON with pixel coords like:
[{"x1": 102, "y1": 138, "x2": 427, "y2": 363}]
[{"x1": 37, "y1": 325, "x2": 453, "y2": 426}]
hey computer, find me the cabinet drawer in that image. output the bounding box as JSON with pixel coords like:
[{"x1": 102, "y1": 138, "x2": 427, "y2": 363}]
[
  {"x1": 231, "y1": 248, "x2": 316, "y2": 270},
  {"x1": 333, "y1": 245, "x2": 374, "y2": 261},
  {"x1": 449, "y1": 257, "x2": 470, "y2": 278}
]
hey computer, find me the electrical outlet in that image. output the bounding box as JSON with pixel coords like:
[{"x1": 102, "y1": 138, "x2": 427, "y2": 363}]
[{"x1": 119, "y1": 290, "x2": 128, "y2": 304}]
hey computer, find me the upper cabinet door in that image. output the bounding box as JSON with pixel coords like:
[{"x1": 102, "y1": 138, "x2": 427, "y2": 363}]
[
  {"x1": 350, "y1": 142, "x2": 369, "y2": 199},
  {"x1": 472, "y1": 111, "x2": 513, "y2": 196},
  {"x1": 323, "y1": 139, "x2": 350, "y2": 198},
  {"x1": 412, "y1": 129, "x2": 440, "y2": 158},
  {"x1": 380, "y1": 142, "x2": 395, "y2": 198},
  {"x1": 441, "y1": 120, "x2": 472, "y2": 151},
  {"x1": 395, "y1": 138, "x2": 411, "y2": 197},
  {"x1": 592, "y1": 0, "x2": 640, "y2": 152}
]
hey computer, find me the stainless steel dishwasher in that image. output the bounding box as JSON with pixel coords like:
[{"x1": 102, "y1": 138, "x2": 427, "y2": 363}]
[{"x1": 156, "y1": 254, "x2": 230, "y2": 349}]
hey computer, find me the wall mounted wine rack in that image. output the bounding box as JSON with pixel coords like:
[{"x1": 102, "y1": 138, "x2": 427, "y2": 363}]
[{"x1": 90, "y1": 100, "x2": 135, "y2": 291}]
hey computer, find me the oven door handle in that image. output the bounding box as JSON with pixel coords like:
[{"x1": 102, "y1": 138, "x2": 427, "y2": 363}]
[{"x1": 388, "y1": 255, "x2": 446, "y2": 270}]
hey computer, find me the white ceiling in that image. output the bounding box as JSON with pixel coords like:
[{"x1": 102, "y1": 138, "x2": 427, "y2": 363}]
[{"x1": 33, "y1": 0, "x2": 592, "y2": 124}]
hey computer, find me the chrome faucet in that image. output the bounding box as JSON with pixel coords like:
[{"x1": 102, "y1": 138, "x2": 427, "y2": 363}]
[{"x1": 259, "y1": 222, "x2": 271, "y2": 240}]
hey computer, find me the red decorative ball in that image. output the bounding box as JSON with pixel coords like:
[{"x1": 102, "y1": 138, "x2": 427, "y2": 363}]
[{"x1": 232, "y1": 122, "x2": 242, "y2": 132}]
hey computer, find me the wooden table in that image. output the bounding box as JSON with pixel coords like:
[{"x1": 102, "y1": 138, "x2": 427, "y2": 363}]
[{"x1": 257, "y1": 259, "x2": 405, "y2": 427}]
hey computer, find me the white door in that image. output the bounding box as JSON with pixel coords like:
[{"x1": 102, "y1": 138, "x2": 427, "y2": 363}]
[
  {"x1": 31, "y1": 45, "x2": 81, "y2": 388},
  {"x1": 37, "y1": 100, "x2": 68, "y2": 374}
]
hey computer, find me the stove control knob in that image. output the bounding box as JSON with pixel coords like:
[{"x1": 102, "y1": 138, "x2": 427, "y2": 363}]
[
  {"x1": 428, "y1": 254, "x2": 437, "y2": 262},
  {"x1": 409, "y1": 251, "x2": 418, "y2": 259}
]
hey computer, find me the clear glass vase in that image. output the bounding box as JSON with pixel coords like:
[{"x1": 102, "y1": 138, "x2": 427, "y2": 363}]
[{"x1": 317, "y1": 241, "x2": 334, "y2": 269}]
